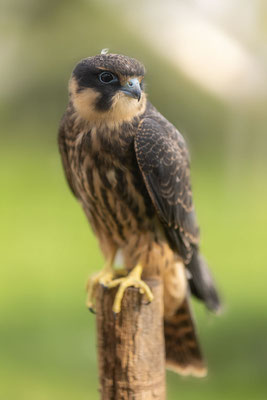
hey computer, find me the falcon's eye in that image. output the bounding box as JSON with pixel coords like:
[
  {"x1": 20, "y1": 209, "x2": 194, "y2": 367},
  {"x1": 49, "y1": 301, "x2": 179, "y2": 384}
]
[{"x1": 98, "y1": 72, "x2": 117, "y2": 84}]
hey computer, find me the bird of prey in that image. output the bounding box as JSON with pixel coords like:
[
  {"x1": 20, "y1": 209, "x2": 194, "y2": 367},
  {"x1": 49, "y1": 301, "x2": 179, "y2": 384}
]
[{"x1": 58, "y1": 52, "x2": 221, "y2": 377}]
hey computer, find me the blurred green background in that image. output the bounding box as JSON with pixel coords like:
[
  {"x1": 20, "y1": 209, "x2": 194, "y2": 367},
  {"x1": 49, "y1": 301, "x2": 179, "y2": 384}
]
[{"x1": 1, "y1": 0, "x2": 267, "y2": 399}]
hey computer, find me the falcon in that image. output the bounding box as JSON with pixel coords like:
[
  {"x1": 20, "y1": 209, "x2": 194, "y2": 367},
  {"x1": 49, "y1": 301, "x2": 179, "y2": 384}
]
[{"x1": 58, "y1": 51, "x2": 221, "y2": 377}]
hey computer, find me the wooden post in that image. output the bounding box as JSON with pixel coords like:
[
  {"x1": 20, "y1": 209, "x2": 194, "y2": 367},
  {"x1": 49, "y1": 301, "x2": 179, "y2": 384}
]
[{"x1": 95, "y1": 279, "x2": 166, "y2": 400}]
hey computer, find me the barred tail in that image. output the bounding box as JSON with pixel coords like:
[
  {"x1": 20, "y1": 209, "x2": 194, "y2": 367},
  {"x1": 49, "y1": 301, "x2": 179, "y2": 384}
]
[{"x1": 164, "y1": 297, "x2": 207, "y2": 377}]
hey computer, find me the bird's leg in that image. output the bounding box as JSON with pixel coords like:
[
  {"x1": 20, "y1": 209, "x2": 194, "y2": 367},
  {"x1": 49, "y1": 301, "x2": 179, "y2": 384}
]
[
  {"x1": 104, "y1": 264, "x2": 154, "y2": 313},
  {"x1": 86, "y1": 250, "x2": 127, "y2": 312}
]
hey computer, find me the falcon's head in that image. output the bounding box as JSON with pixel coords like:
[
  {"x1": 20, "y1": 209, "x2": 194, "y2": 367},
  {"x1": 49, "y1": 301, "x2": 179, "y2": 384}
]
[{"x1": 69, "y1": 53, "x2": 146, "y2": 125}]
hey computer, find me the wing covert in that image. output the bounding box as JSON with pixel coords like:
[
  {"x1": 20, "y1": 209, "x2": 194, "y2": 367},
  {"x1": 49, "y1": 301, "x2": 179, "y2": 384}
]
[{"x1": 135, "y1": 116, "x2": 199, "y2": 262}]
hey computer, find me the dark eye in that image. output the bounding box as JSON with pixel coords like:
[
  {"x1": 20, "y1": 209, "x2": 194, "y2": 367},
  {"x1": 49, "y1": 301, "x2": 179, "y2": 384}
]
[{"x1": 99, "y1": 72, "x2": 117, "y2": 84}]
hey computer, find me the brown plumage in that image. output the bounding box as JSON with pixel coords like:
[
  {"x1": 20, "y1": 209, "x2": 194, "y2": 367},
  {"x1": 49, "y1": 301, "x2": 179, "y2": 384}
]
[{"x1": 58, "y1": 52, "x2": 221, "y2": 377}]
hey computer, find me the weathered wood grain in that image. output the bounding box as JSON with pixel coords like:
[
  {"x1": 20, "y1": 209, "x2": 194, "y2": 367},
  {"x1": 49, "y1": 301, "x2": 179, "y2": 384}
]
[{"x1": 96, "y1": 279, "x2": 165, "y2": 400}]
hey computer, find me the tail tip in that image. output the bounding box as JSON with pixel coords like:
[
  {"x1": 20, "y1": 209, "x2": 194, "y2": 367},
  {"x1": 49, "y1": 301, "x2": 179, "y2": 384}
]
[{"x1": 166, "y1": 360, "x2": 207, "y2": 378}]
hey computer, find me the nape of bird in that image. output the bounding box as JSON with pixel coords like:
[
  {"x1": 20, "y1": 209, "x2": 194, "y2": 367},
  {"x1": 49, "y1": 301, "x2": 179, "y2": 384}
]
[{"x1": 58, "y1": 51, "x2": 221, "y2": 377}]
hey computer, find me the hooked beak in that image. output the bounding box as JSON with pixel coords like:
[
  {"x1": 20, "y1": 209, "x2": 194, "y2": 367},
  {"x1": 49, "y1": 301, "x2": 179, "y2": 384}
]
[{"x1": 120, "y1": 78, "x2": 142, "y2": 101}]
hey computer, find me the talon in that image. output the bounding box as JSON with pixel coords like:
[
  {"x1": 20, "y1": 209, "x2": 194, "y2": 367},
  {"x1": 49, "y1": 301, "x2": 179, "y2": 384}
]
[
  {"x1": 100, "y1": 281, "x2": 109, "y2": 289},
  {"x1": 99, "y1": 272, "x2": 114, "y2": 287},
  {"x1": 110, "y1": 264, "x2": 154, "y2": 313},
  {"x1": 85, "y1": 251, "x2": 118, "y2": 310},
  {"x1": 88, "y1": 306, "x2": 96, "y2": 314},
  {"x1": 86, "y1": 261, "x2": 154, "y2": 314},
  {"x1": 143, "y1": 300, "x2": 152, "y2": 305},
  {"x1": 85, "y1": 250, "x2": 129, "y2": 310},
  {"x1": 113, "y1": 311, "x2": 118, "y2": 319}
]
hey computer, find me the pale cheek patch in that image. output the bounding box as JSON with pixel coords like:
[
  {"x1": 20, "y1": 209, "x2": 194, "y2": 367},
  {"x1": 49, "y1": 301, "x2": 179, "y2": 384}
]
[
  {"x1": 71, "y1": 84, "x2": 100, "y2": 121},
  {"x1": 69, "y1": 76, "x2": 146, "y2": 128}
]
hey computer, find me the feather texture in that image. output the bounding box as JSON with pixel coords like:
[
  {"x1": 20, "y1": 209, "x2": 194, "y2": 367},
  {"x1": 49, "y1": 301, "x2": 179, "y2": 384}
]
[
  {"x1": 58, "y1": 53, "x2": 221, "y2": 377},
  {"x1": 135, "y1": 106, "x2": 199, "y2": 263},
  {"x1": 165, "y1": 296, "x2": 207, "y2": 377}
]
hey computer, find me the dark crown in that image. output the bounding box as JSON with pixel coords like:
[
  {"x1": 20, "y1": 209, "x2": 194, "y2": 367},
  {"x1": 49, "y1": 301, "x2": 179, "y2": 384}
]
[{"x1": 73, "y1": 53, "x2": 145, "y2": 78}]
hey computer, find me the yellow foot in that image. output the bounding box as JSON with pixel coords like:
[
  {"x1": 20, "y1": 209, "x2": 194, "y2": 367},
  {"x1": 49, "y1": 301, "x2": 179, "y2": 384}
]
[
  {"x1": 86, "y1": 267, "x2": 112, "y2": 312},
  {"x1": 104, "y1": 264, "x2": 154, "y2": 314},
  {"x1": 86, "y1": 266, "x2": 127, "y2": 312}
]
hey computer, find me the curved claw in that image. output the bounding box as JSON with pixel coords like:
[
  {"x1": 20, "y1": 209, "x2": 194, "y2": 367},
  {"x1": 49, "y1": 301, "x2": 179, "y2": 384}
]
[
  {"x1": 86, "y1": 269, "x2": 113, "y2": 311},
  {"x1": 86, "y1": 263, "x2": 154, "y2": 315},
  {"x1": 86, "y1": 262, "x2": 128, "y2": 311},
  {"x1": 106, "y1": 264, "x2": 154, "y2": 314}
]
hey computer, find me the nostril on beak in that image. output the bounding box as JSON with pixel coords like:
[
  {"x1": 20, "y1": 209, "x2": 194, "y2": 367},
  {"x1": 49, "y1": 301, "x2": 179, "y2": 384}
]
[{"x1": 121, "y1": 78, "x2": 142, "y2": 101}]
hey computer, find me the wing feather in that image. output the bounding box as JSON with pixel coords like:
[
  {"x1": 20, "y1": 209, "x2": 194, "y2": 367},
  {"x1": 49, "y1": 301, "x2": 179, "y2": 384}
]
[
  {"x1": 135, "y1": 115, "x2": 199, "y2": 263},
  {"x1": 135, "y1": 109, "x2": 221, "y2": 311}
]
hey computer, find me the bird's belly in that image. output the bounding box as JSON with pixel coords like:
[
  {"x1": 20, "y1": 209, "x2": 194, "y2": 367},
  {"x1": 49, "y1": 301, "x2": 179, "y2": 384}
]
[
  {"x1": 76, "y1": 160, "x2": 155, "y2": 247},
  {"x1": 72, "y1": 156, "x2": 184, "y2": 291}
]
